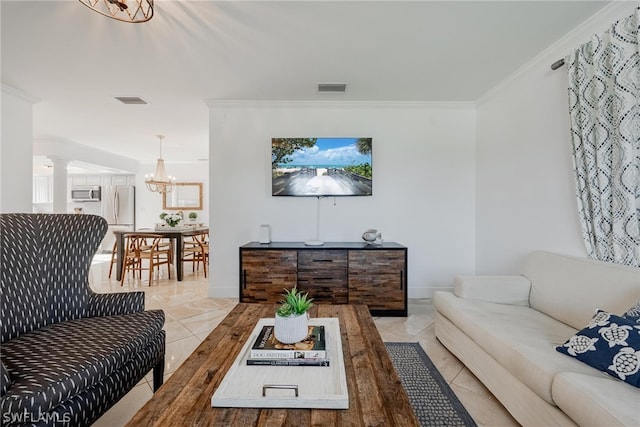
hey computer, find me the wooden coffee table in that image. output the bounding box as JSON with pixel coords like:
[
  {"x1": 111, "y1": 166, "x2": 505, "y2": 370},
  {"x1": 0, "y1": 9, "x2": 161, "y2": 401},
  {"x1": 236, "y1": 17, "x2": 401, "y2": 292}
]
[{"x1": 128, "y1": 303, "x2": 419, "y2": 426}]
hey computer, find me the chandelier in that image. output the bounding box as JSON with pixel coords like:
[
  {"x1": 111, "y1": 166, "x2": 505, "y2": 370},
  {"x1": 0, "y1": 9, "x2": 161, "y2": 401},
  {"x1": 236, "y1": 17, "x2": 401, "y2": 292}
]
[
  {"x1": 145, "y1": 135, "x2": 175, "y2": 194},
  {"x1": 78, "y1": 0, "x2": 154, "y2": 23}
]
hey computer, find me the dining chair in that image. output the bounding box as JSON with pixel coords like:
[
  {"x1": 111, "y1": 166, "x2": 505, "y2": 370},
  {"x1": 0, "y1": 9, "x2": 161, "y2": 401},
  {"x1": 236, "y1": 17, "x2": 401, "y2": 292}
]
[
  {"x1": 108, "y1": 240, "x2": 118, "y2": 278},
  {"x1": 120, "y1": 233, "x2": 172, "y2": 286},
  {"x1": 182, "y1": 231, "x2": 209, "y2": 277},
  {"x1": 138, "y1": 228, "x2": 173, "y2": 264},
  {"x1": 159, "y1": 239, "x2": 173, "y2": 264}
]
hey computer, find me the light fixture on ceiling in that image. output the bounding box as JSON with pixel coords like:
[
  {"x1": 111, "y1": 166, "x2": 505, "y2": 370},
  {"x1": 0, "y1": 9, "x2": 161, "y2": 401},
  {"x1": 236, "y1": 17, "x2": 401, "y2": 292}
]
[
  {"x1": 78, "y1": 0, "x2": 154, "y2": 23},
  {"x1": 145, "y1": 135, "x2": 175, "y2": 194}
]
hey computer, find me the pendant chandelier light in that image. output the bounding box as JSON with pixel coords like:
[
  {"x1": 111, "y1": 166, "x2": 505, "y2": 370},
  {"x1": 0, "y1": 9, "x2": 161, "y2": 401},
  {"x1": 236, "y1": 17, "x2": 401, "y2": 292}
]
[
  {"x1": 145, "y1": 135, "x2": 176, "y2": 194},
  {"x1": 78, "y1": 0, "x2": 154, "y2": 23}
]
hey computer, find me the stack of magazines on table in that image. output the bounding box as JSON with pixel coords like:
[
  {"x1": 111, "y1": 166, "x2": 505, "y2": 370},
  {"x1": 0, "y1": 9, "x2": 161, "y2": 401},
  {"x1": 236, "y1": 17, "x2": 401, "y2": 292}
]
[{"x1": 247, "y1": 325, "x2": 329, "y2": 366}]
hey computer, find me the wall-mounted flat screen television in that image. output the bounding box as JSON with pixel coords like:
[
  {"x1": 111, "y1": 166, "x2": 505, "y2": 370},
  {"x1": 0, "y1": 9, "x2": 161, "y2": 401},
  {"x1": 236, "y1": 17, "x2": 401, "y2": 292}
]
[{"x1": 272, "y1": 137, "x2": 372, "y2": 197}]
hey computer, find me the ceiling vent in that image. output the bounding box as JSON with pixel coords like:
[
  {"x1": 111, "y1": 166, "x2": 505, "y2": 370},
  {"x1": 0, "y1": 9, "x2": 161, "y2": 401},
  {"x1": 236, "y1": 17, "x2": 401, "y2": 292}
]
[
  {"x1": 114, "y1": 96, "x2": 148, "y2": 105},
  {"x1": 317, "y1": 83, "x2": 347, "y2": 93}
]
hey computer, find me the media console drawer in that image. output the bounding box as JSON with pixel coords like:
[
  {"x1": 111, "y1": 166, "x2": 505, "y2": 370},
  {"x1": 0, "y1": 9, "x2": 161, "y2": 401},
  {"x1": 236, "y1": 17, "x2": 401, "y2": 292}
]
[
  {"x1": 239, "y1": 242, "x2": 407, "y2": 316},
  {"x1": 240, "y1": 250, "x2": 297, "y2": 303},
  {"x1": 297, "y1": 249, "x2": 348, "y2": 304}
]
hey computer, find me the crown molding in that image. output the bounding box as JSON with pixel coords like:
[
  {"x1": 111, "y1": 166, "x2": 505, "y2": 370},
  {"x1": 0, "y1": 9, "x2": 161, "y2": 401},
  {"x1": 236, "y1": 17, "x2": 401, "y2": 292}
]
[
  {"x1": 205, "y1": 100, "x2": 475, "y2": 110},
  {"x1": 1, "y1": 84, "x2": 39, "y2": 104},
  {"x1": 476, "y1": 2, "x2": 638, "y2": 106}
]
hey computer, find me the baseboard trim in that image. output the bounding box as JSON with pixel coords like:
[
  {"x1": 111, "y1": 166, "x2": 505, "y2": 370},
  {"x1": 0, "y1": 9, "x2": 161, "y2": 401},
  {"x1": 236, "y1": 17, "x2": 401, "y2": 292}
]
[{"x1": 208, "y1": 285, "x2": 237, "y2": 299}]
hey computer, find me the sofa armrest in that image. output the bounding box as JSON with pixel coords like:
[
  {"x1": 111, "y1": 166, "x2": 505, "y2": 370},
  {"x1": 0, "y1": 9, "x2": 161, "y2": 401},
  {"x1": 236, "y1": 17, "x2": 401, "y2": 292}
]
[
  {"x1": 454, "y1": 275, "x2": 531, "y2": 306},
  {"x1": 85, "y1": 292, "x2": 145, "y2": 317}
]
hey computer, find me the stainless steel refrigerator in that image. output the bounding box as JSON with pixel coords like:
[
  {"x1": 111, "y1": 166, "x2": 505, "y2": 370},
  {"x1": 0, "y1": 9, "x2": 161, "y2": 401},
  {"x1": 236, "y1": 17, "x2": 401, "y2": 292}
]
[{"x1": 101, "y1": 185, "x2": 136, "y2": 253}]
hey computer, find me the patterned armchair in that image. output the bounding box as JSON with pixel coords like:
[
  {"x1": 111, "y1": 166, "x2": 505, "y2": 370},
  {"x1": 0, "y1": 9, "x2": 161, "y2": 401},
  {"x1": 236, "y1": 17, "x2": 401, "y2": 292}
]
[{"x1": 0, "y1": 214, "x2": 165, "y2": 426}]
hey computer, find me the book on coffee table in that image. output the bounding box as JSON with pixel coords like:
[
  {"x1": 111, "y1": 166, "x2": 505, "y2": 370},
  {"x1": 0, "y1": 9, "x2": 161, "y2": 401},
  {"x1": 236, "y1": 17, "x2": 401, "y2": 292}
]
[
  {"x1": 246, "y1": 358, "x2": 330, "y2": 366},
  {"x1": 250, "y1": 325, "x2": 326, "y2": 359}
]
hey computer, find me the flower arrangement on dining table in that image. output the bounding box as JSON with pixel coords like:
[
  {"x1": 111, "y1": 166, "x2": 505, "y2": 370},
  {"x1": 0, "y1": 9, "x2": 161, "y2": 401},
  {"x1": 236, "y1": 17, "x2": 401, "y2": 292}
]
[{"x1": 164, "y1": 212, "x2": 183, "y2": 227}]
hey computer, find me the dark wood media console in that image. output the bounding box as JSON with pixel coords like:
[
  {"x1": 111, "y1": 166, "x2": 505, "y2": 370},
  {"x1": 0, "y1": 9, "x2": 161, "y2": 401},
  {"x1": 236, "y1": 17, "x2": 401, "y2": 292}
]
[{"x1": 239, "y1": 242, "x2": 407, "y2": 316}]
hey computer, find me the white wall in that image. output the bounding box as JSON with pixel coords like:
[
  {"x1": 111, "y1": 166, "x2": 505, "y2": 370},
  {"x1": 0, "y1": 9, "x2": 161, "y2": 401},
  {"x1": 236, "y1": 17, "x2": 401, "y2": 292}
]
[
  {"x1": 208, "y1": 101, "x2": 476, "y2": 298},
  {"x1": 1, "y1": 85, "x2": 37, "y2": 213},
  {"x1": 474, "y1": 3, "x2": 637, "y2": 274},
  {"x1": 135, "y1": 162, "x2": 210, "y2": 229}
]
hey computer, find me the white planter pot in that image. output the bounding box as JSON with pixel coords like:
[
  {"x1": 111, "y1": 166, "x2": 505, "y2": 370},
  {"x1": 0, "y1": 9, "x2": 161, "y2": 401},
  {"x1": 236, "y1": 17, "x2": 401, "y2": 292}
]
[{"x1": 274, "y1": 312, "x2": 309, "y2": 344}]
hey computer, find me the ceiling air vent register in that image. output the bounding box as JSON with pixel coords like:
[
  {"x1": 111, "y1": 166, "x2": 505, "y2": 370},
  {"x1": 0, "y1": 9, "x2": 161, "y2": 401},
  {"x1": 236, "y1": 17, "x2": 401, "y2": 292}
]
[
  {"x1": 114, "y1": 96, "x2": 148, "y2": 105},
  {"x1": 317, "y1": 83, "x2": 347, "y2": 93}
]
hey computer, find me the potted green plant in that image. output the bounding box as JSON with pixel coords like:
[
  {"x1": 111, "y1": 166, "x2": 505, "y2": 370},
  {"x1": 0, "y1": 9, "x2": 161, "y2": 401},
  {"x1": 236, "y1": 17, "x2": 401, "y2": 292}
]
[
  {"x1": 188, "y1": 212, "x2": 198, "y2": 221},
  {"x1": 274, "y1": 287, "x2": 313, "y2": 344}
]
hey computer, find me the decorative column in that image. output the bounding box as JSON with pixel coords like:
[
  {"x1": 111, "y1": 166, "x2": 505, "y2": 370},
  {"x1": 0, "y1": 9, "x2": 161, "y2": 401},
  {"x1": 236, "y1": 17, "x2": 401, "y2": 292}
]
[
  {"x1": 49, "y1": 156, "x2": 68, "y2": 213},
  {"x1": 1, "y1": 85, "x2": 38, "y2": 213}
]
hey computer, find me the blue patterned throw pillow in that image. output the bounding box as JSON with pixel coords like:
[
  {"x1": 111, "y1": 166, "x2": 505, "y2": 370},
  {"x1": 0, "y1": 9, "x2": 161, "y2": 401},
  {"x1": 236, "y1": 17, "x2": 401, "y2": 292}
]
[
  {"x1": 622, "y1": 301, "x2": 640, "y2": 323},
  {"x1": 556, "y1": 310, "x2": 640, "y2": 388}
]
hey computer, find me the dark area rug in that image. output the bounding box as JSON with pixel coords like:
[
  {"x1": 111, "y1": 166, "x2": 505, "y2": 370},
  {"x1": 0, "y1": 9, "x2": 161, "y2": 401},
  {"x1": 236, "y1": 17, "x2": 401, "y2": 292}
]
[{"x1": 386, "y1": 342, "x2": 477, "y2": 427}]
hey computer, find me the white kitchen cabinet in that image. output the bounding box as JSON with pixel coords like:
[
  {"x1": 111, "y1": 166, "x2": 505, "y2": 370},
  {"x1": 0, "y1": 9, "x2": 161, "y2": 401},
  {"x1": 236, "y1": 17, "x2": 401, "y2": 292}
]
[
  {"x1": 70, "y1": 175, "x2": 101, "y2": 187},
  {"x1": 86, "y1": 175, "x2": 101, "y2": 185},
  {"x1": 101, "y1": 175, "x2": 135, "y2": 187},
  {"x1": 110, "y1": 175, "x2": 129, "y2": 185},
  {"x1": 70, "y1": 175, "x2": 87, "y2": 187}
]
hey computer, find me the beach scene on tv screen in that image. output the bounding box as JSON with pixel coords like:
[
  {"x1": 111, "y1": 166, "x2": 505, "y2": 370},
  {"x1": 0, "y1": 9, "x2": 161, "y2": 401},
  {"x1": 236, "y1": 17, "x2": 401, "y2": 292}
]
[{"x1": 272, "y1": 137, "x2": 372, "y2": 196}]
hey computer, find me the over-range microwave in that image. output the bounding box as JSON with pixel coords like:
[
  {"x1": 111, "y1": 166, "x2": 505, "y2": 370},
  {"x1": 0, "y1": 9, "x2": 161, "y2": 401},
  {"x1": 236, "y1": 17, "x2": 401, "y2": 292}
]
[{"x1": 71, "y1": 186, "x2": 101, "y2": 202}]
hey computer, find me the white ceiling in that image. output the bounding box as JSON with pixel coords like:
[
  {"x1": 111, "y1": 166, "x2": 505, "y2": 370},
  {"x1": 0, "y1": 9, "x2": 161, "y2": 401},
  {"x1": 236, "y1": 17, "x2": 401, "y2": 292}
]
[{"x1": 2, "y1": 0, "x2": 609, "y2": 166}]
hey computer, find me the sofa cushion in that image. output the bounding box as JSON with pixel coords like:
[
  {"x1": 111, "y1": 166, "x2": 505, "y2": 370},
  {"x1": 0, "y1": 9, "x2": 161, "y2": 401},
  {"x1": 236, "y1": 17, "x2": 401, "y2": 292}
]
[
  {"x1": 552, "y1": 371, "x2": 640, "y2": 427},
  {"x1": 454, "y1": 275, "x2": 531, "y2": 306},
  {"x1": 0, "y1": 310, "x2": 164, "y2": 415},
  {"x1": 434, "y1": 291, "x2": 602, "y2": 404},
  {"x1": 556, "y1": 310, "x2": 640, "y2": 387},
  {"x1": 523, "y1": 251, "x2": 640, "y2": 330}
]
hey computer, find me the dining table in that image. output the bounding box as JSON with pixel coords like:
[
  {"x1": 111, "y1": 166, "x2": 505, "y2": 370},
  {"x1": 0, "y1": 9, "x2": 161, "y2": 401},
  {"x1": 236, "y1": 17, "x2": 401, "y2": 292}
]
[{"x1": 113, "y1": 227, "x2": 209, "y2": 282}]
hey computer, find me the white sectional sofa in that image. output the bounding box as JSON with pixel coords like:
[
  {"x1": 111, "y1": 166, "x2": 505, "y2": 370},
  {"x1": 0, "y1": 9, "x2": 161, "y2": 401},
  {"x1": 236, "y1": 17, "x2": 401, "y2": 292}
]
[{"x1": 434, "y1": 251, "x2": 640, "y2": 427}]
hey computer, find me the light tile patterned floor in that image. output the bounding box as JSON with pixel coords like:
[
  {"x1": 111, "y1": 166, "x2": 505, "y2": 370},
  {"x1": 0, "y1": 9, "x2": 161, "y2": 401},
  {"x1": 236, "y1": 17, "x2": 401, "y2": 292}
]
[{"x1": 89, "y1": 256, "x2": 519, "y2": 426}]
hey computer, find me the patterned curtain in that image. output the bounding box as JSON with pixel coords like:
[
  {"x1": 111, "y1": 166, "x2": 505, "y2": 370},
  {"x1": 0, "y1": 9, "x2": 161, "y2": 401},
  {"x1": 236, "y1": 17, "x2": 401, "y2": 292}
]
[{"x1": 566, "y1": 8, "x2": 640, "y2": 266}]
